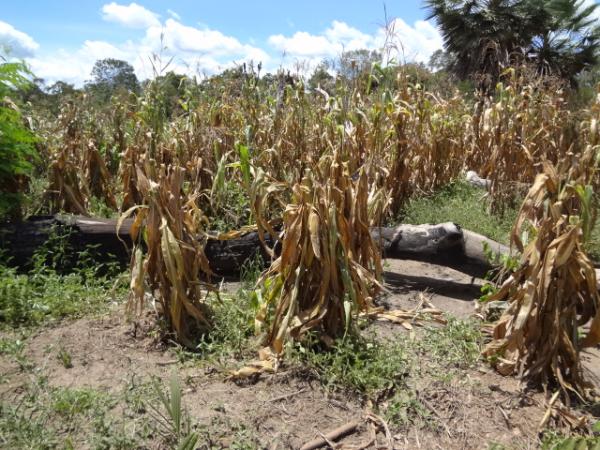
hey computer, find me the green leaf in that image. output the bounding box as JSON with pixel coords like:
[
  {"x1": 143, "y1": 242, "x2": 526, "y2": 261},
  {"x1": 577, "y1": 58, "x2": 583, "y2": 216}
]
[{"x1": 236, "y1": 143, "x2": 252, "y2": 189}]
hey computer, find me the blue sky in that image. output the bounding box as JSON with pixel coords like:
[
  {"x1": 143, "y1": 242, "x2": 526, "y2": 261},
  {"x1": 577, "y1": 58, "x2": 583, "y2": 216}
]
[
  {"x1": 0, "y1": 1, "x2": 441, "y2": 85},
  {"x1": 1, "y1": 1, "x2": 598, "y2": 86}
]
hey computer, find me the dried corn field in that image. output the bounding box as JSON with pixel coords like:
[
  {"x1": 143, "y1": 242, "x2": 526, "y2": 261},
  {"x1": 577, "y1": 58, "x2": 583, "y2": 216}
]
[{"x1": 3, "y1": 56, "x2": 600, "y2": 449}]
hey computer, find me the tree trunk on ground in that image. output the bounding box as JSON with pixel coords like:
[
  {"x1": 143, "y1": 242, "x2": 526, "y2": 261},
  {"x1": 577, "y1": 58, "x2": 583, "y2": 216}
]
[{"x1": 0, "y1": 214, "x2": 509, "y2": 278}]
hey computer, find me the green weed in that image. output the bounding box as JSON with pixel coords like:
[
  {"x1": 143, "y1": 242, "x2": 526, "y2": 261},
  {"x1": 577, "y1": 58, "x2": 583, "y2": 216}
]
[
  {"x1": 56, "y1": 347, "x2": 73, "y2": 369},
  {"x1": 0, "y1": 335, "x2": 33, "y2": 371},
  {"x1": 290, "y1": 333, "x2": 411, "y2": 399},
  {"x1": 417, "y1": 318, "x2": 482, "y2": 370},
  {"x1": 541, "y1": 432, "x2": 600, "y2": 450},
  {"x1": 239, "y1": 252, "x2": 265, "y2": 288},
  {"x1": 0, "y1": 264, "x2": 127, "y2": 328},
  {"x1": 51, "y1": 387, "x2": 114, "y2": 420},
  {"x1": 209, "y1": 180, "x2": 251, "y2": 232},
  {"x1": 0, "y1": 228, "x2": 128, "y2": 329},
  {"x1": 385, "y1": 390, "x2": 432, "y2": 428},
  {"x1": 0, "y1": 374, "x2": 154, "y2": 449},
  {"x1": 195, "y1": 290, "x2": 257, "y2": 367},
  {"x1": 148, "y1": 372, "x2": 198, "y2": 449},
  {"x1": 197, "y1": 417, "x2": 260, "y2": 450}
]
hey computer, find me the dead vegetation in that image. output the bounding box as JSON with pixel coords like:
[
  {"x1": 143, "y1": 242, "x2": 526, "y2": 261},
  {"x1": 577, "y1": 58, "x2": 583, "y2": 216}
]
[{"x1": 3, "y1": 57, "x2": 600, "y2": 448}]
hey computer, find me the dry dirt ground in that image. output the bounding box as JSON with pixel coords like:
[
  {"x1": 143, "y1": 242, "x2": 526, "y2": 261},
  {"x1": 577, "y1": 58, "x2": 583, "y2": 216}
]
[{"x1": 2, "y1": 258, "x2": 600, "y2": 449}]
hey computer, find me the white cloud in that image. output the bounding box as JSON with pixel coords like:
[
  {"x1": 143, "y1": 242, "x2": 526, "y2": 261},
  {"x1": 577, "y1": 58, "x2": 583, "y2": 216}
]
[
  {"x1": 12, "y1": 5, "x2": 442, "y2": 87},
  {"x1": 28, "y1": 40, "x2": 130, "y2": 85},
  {"x1": 269, "y1": 32, "x2": 337, "y2": 59},
  {"x1": 267, "y1": 19, "x2": 442, "y2": 71},
  {"x1": 145, "y1": 19, "x2": 245, "y2": 55},
  {"x1": 325, "y1": 20, "x2": 374, "y2": 49},
  {"x1": 24, "y1": 9, "x2": 271, "y2": 86},
  {"x1": 0, "y1": 20, "x2": 39, "y2": 57},
  {"x1": 269, "y1": 21, "x2": 374, "y2": 61},
  {"x1": 102, "y1": 2, "x2": 160, "y2": 29},
  {"x1": 138, "y1": 19, "x2": 270, "y2": 76},
  {"x1": 379, "y1": 18, "x2": 443, "y2": 63}
]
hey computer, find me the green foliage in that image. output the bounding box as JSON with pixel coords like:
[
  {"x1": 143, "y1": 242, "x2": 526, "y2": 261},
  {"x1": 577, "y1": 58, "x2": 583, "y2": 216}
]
[
  {"x1": 197, "y1": 417, "x2": 260, "y2": 450},
  {"x1": 0, "y1": 377, "x2": 142, "y2": 449},
  {"x1": 385, "y1": 390, "x2": 433, "y2": 428},
  {"x1": 401, "y1": 181, "x2": 517, "y2": 245},
  {"x1": 290, "y1": 334, "x2": 410, "y2": 399},
  {"x1": 308, "y1": 62, "x2": 335, "y2": 92},
  {"x1": 57, "y1": 347, "x2": 73, "y2": 369},
  {"x1": 482, "y1": 241, "x2": 520, "y2": 272},
  {"x1": 0, "y1": 335, "x2": 31, "y2": 370},
  {"x1": 51, "y1": 387, "x2": 114, "y2": 420},
  {"x1": 88, "y1": 195, "x2": 119, "y2": 219},
  {"x1": 85, "y1": 58, "x2": 139, "y2": 103},
  {"x1": 239, "y1": 252, "x2": 265, "y2": 288},
  {"x1": 542, "y1": 432, "x2": 600, "y2": 449},
  {"x1": 0, "y1": 230, "x2": 127, "y2": 328},
  {"x1": 0, "y1": 57, "x2": 38, "y2": 217},
  {"x1": 0, "y1": 262, "x2": 126, "y2": 328},
  {"x1": 426, "y1": 0, "x2": 600, "y2": 85},
  {"x1": 209, "y1": 180, "x2": 251, "y2": 232}
]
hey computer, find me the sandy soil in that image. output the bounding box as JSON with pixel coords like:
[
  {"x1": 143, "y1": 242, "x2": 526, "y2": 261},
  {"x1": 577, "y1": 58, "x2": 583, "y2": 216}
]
[{"x1": 2, "y1": 259, "x2": 598, "y2": 449}]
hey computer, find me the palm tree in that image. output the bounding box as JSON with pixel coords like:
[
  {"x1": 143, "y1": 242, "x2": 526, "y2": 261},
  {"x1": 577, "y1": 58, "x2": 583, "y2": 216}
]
[
  {"x1": 529, "y1": 0, "x2": 600, "y2": 83},
  {"x1": 425, "y1": 0, "x2": 600, "y2": 86}
]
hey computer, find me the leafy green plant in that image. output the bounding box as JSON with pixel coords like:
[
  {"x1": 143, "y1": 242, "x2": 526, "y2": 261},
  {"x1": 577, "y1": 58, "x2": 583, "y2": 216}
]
[
  {"x1": 209, "y1": 180, "x2": 251, "y2": 232},
  {"x1": 51, "y1": 387, "x2": 114, "y2": 420},
  {"x1": 199, "y1": 417, "x2": 260, "y2": 450},
  {"x1": 0, "y1": 56, "x2": 38, "y2": 218},
  {"x1": 0, "y1": 336, "x2": 32, "y2": 371},
  {"x1": 0, "y1": 263, "x2": 126, "y2": 328},
  {"x1": 290, "y1": 333, "x2": 410, "y2": 399},
  {"x1": 542, "y1": 432, "x2": 600, "y2": 450},
  {"x1": 0, "y1": 230, "x2": 127, "y2": 329},
  {"x1": 147, "y1": 372, "x2": 198, "y2": 449},
  {"x1": 385, "y1": 390, "x2": 432, "y2": 428},
  {"x1": 0, "y1": 375, "x2": 145, "y2": 449},
  {"x1": 57, "y1": 347, "x2": 73, "y2": 369}
]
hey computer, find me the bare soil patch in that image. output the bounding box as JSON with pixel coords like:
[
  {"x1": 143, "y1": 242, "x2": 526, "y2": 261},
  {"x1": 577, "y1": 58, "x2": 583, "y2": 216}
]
[{"x1": 1, "y1": 259, "x2": 597, "y2": 449}]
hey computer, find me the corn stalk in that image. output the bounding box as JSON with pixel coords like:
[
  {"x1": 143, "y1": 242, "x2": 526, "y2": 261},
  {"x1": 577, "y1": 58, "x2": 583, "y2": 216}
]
[
  {"x1": 483, "y1": 151, "x2": 600, "y2": 397},
  {"x1": 125, "y1": 163, "x2": 215, "y2": 348},
  {"x1": 254, "y1": 151, "x2": 383, "y2": 355}
]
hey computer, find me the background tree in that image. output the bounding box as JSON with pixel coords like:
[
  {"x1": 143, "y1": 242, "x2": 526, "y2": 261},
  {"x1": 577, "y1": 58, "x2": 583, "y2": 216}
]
[
  {"x1": 529, "y1": 0, "x2": 600, "y2": 83},
  {"x1": 428, "y1": 49, "x2": 456, "y2": 72},
  {"x1": 85, "y1": 58, "x2": 139, "y2": 103},
  {"x1": 425, "y1": 0, "x2": 600, "y2": 87},
  {"x1": 335, "y1": 49, "x2": 382, "y2": 83},
  {"x1": 308, "y1": 62, "x2": 335, "y2": 92}
]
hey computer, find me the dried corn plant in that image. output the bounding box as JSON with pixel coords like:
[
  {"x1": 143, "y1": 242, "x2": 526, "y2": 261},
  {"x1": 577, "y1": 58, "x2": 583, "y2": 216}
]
[
  {"x1": 483, "y1": 152, "x2": 600, "y2": 397},
  {"x1": 253, "y1": 151, "x2": 384, "y2": 356},
  {"x1": 124, "y1": 163, "x2": 216, "y2": 348},
  {"x1": 46, "y1": 97, "x2": 118, "y2": 214},
  {"x1": 470, "y1": 67, "x2": 581, "y2": 213},
  {"x1": 35, "y1": 61, "x2": 599, "y2": 227}
]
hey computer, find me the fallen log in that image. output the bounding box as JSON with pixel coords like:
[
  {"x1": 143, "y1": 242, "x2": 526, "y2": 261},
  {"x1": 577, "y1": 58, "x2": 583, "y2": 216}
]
[{"x1": 0, "y1": 215, "x2": 505, "y2": 277}]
